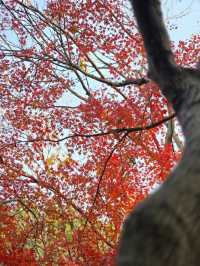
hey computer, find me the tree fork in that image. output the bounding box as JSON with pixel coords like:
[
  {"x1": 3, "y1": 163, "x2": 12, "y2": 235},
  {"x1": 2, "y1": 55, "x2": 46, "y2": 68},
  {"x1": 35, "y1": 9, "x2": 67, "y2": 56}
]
[{"x1": 118, "y1": 1, "x2": 200, "y2": 265}]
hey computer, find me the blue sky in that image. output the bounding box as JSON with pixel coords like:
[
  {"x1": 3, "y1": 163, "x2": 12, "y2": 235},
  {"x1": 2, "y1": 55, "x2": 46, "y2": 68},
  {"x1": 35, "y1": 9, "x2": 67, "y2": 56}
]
[
  {"x1": 35, "y1": 0, "x2": 199, "y2": 40},
  {"x1": 162, "y1": 0, "x2": 200, "y2": 42}
]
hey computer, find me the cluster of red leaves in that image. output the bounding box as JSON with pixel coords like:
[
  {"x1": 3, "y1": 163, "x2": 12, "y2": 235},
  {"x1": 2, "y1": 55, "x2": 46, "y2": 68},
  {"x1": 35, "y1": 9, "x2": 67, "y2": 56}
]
[
  {"x1": 0, "y1": 0, "x2": 199, "y2": 265},
  {"x1": 0, "y1": 205, "x2": 37, "y2": 265}
]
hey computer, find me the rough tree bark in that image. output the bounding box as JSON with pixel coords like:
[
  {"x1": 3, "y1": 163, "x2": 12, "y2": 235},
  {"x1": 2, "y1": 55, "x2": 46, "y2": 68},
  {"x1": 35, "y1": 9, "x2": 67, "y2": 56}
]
[{"x1": 118, "y1": 1, "x2": 200, "y2": 265}]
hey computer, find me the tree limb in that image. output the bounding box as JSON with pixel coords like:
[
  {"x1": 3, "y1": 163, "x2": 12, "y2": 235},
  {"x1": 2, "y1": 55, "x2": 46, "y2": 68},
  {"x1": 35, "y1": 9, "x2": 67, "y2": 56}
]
[{"x1": 118, "y1": 1, "x2": 200, "y2": 266}]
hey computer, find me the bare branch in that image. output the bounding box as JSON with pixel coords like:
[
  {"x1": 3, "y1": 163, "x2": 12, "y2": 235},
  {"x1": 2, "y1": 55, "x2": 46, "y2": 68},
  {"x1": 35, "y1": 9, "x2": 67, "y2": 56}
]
[{"x1": 12, "y1": 114, "x2": 175, "y2": 144}]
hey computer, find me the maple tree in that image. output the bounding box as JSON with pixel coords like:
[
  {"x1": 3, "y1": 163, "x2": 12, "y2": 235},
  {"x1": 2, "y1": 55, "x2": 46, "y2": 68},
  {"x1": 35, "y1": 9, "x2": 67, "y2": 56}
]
[{"x1": 0, "y1": 0, "x2": 199, "y2": 265}]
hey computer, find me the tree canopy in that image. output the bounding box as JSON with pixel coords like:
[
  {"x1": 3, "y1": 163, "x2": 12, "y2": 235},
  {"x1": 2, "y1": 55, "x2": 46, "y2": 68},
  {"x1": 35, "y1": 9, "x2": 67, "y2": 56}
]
[{"x1": 0, "y1": 0, "x2": 199, "y2": 265}]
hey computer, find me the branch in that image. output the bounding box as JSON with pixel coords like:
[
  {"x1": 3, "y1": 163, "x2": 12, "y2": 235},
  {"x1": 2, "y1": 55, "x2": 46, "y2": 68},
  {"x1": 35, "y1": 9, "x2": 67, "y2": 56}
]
[
  {"x1": 118, "y1": 1, "x2": 200, "y2": 266},
  {"x1": 129, "y1": 0, "x2": 177, "y2": 84},
  {"x1": 13, "y1": 114, "x2": 175, "y2": 144},
  {"x1": 82, "y1": 132, "x2": 129, "y2": 232},
  {"x1": 70, "y1": 61, "x2": 149, "y2": 87}
]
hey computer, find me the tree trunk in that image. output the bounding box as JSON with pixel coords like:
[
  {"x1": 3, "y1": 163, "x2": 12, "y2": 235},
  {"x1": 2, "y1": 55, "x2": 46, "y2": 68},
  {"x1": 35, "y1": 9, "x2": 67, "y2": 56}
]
[{"x1": 117, "y1": 1, "x2": 200, "y2": 265}]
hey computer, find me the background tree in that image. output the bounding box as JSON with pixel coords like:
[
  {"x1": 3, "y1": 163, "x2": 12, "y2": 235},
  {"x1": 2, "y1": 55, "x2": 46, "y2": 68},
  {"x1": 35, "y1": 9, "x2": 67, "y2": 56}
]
[{"x1": 0, "y1": 0, "x2": 199, "y2": 265}]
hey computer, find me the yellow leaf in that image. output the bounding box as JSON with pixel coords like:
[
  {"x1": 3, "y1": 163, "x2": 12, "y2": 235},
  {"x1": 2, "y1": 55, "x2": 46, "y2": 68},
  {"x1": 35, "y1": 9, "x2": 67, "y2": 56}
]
[
  {"x1": 45, "y1": 154, "x2": 57, "y2": 171},
  {"x1": 79, "y1": 58, "x2": 87, "y2": 72}
]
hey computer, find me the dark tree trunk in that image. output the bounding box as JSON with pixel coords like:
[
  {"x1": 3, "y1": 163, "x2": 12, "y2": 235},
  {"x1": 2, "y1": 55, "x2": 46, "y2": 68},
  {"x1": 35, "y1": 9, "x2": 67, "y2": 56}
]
[{"x1": 117, "y1": 1, "x2": 200, "y2": 265}]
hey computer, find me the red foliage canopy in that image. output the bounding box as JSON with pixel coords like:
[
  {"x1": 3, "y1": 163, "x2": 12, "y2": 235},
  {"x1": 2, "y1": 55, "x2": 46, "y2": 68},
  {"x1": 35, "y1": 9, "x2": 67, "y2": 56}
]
[{"x1": 0, "y1": 0, "x2": 199, "y2": 265}]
